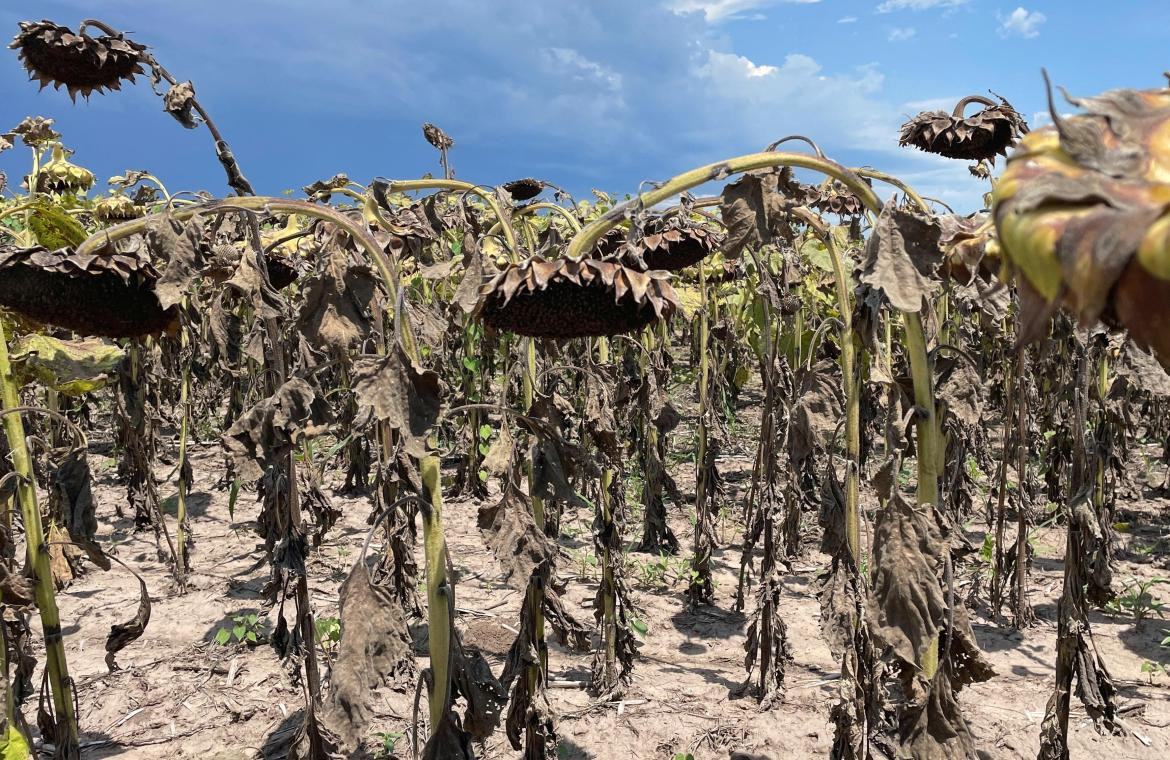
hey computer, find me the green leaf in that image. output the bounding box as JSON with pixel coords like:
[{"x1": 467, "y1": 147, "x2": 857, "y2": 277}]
[
  {"x1": 227, "y1": 478, "x2": 241, "y2": 521},
  {"x1": 27, "y1": 200, "x2": 87, "y2": 249},
  {"x1": 214, "y1": 628, "x2": 231, "y2": 645},
  {"x1": 0, "y1": 723, "x2": 29, "y2": 759},
  {"x1": 630, "y1": 618, "x2": 649, "y2": 636},
  {"x1": 232, "y1": 625, "x2": 247, "y2": 640},
  {"x1": 246, "y1": 631, "x2": 257, "y2": 643},
  {"x1": 478, "y1": 424, "x2": 493, "y2": 439}
]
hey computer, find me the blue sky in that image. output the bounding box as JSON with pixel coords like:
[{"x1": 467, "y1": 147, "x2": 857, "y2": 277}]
[{"x1": 2, "y1": 0, "x2": 1168, "y2": 212}]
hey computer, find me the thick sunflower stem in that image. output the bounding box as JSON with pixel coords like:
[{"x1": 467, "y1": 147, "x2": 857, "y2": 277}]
[
  {"x1": 0, "y1": 320, "x2": 78, "y2": 756},
  {"x1": 689, "y1": 266, "x2": 714, "y2": 605},
  {"x1": 420, "y1": 456, "x2": 452, "y2": 731}
]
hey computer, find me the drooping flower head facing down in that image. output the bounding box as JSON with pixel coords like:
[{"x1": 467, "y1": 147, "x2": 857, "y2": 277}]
[
  {"x1": 476, "y1": 257, "x2": 678, "y2": 339},
  {"x1": 10, "y1": 20, "x2": 147, "y2": 100},
  {"x1": 900, "y1": 95, "x2": 1028, "y2": 163}
]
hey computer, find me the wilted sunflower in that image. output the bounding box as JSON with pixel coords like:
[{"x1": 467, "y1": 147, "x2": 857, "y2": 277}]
[
  {"x1": 0, "y1": 244, "x2": 175, "y2": 337},
  {"x1": 33, "y1": 143, "x2": 95, "y2": 194},
  {"x1": 10, "y1": 20, "x2": 147, "y2": 100},
  {"x1": 422, "y1": 122, "x2": 453, "y2": 151},
  {"x1": 809, "y1": 179, "x2": 867, "y2": 217},
  {"x1": 6, "y1": 115, "x2": 60, "y2": 148},
  {"x1": 502, "y1": 177, "x2": 545, "y2": 202},
  {"x1": 624, "y1": 214, "x2": 723, "y2": 272},
  {"x1": 93, "y1": 193, "x2": 143, "y2": 223},
  {"x1": 476, "y1": 257, "x2": 678, "y2": 338},
  {"x1": 899, "y1": 95, "x2": 1028, "y2": 162},
  {"x1": 992, "y1": 84, "x2": 1170, "y2": 365}
]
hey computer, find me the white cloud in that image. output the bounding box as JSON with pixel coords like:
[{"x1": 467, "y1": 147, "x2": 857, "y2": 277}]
[
  {"x1": 888, "y1": 27, "x2": 917, "y2": 41},
  {"x1": 998, "y1": 7, "x2": 1046, "y2": 38},
  {"x1": 665, "y1": 0, "x2": 820, "y2": 23},
  {"x1": 876, "y1": 0, "x2": 967, "y2": 12},
  {"x1": 838, "y1": 16, "x2": 859, "y2": 23},
  {"x1": 544, "y1": 48, "x2": 623, "y2": 92}
]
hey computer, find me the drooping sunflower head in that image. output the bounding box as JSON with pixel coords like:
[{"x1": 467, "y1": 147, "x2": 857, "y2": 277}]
[
  {"x1": 34, "y1": 143, "x2": 95, "y2": 194},
  {"x1": 476, "y1": 257, "x2": 678, "y2": 339},
  {"x1": 900, "y1": 94, "x2": 1028, "y2": 163},
  {"x1": 10, "y1": 20, "x2": 147, "y2": 100}
]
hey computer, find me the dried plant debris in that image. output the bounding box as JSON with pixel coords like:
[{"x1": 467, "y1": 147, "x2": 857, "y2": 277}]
[
  {"x1": 320, "y1": 562, "x2": 412, "y2": 751},
  {"x1": 477, "y1": 483, "x2": 555, "y2": 590},
  {"x1": 719, "y1": 168, "x2": 810, "y2": 258},
  {"x1": 900, "y1": 95, "x2": 1028, "y2": 162},
  {"x1": 222, "y1": 377, "x2": 331, "y2": 480},
  {"x1": 477, "y1": 257, "x2": 678, "y2": 339},
  {"x1": 105, "y1": 572, "x2": 150, "y2": 672},
  {"x1": 10, "y1": 20, "x2": 146, "y2": 100}
]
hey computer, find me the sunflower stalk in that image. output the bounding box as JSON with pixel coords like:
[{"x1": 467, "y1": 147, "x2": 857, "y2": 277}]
[{"x1": 0, "y1": 319, "x2": 78, "y2": 757}]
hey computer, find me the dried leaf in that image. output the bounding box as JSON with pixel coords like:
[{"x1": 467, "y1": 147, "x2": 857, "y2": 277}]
[{"x1": 351, "y1": 346, "x2": 441, "y2": 458}]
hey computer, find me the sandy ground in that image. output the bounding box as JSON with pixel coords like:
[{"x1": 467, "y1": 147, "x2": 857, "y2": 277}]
[{"x1": 31, "y1": 417, "x2": 1170, "y2": 760}]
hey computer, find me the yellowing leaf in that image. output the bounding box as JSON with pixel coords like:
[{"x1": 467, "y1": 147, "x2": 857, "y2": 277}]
[{"x1": 11, "y1": 334, "x2": 125, "y2": 396}]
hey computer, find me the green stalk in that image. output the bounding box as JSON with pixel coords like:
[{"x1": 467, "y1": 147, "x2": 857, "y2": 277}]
[
  {"x1": 904, "y1": 314, "x2": 942, "y2": 509},
  {"x1": 520, "y1": 337, "x2": 548, "y2": 715},
  {"x1": 420, "y1": 456, "x2": 452, "y2": 731},
  {"x1": 0, "y1": 320, "x2": 78, "y2": 754}
]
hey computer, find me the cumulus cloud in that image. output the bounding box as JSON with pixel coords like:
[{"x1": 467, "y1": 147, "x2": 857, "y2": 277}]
[
  {"x1": 838, "y1": 16, "x2": 859, "y2": 23},
  {"x1": 888, "y1": 27, "x2": 917, "y2": 41},
  {"x1": 664, "y1": 0, "x2": 820, "y2": 23},
  {"x1": 998, "y1": 7, "x2": 1046, "y2": 38},
  {"x1": 876, "y1": 0, "x2": 967, "y2": 12}
]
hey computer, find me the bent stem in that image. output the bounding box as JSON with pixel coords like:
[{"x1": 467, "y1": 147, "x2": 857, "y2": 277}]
[
  {"x1": 565, "y1": 152, "x2": 880, "y2": 259},
  {"x1": 0, "y1": 320, "x2": 78, "y2": 754},
  {"x1": 380, "y1": 178, "x2": 519, "y2": 257}
]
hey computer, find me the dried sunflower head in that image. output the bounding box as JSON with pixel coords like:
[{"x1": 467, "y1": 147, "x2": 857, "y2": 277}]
[
  {"x1": 34, "y1": 143, "x2": 95, "y2": 194},
  {"x1": 502, "y1": 177, "x2": 545, "y2": 202},
  {"x1": 624, "y1": 214, "x2": 723, "y2": 272},
  {"x1": 92, "y1": 193, "x2": 143, "y2": 223},
  {"x1": 476, "y1": 257, "x2": 678, "y2": 338},
  {"x1": 163, "y1": 81, "x2": 198, "y2": 129},
  {"x1": 809, "y1": 179, "x2": 866, "y2": 217},
  {"x1": 900, "y1": 95, "x2": 1028, "y2": 162},
  {"x1": 10, "y1": 20, "x2": 147, "y2": 100},
  {"x1": 992, "y1": 84, "x2": 1170, "y2": 364},
  {"x1": 422, "y1": 122, "x2": 453, "y2": 151},
  {"x1": 302, "y1": 173, "x2": 351, "y2": 202},
  {"x1": 0, "y1": 244, "x2": 175, "y2": 337},
  {"x1": 6, "y1": 115, "x2": 60, "y2": 148}
]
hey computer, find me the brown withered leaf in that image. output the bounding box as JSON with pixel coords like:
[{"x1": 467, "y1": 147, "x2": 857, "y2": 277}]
[
  {"x1": 422, "y1": 713, "x2": 475, "y2": 760},
  {"x1": 860, "y1": 204, "x2": 943, "y2": 313},
  {"x1": 295, "y1": 246, "x2": 378, "y2": 352},
  {"x1": 163, "y1": 81, "x2": 198, "y2": 129},
  {"x1": 351, "y1": 346, "x2": 442, "y2": 458},
  {"x1": 720, "y1": 171, "x2": 784, "y2": 259},
  {"x1": 788, "y1": 361, "x2": 843, "y2": 464},
  {"x1": 935, "y1": 356, "x2": 984, "y2": 429},
  {"x1": 105, "y1": 573, "x2": 150, "y2": 672},
  {"x1": 222, "y1": 378, "x2": 331, "y2": 480},
  {"x1": 146, "y1": 212, "x2": 206, "y2": 311},
  {"x1": 452, "y1": 232, "x2": 488, "y2": 315},
  {"x1": 477, "y1": 484, "x2": 555, "y2": 591},
  {"x1": 1115, "y1": 340, "x2": 1170, "y2": 397},
  {"x1": 322, "y1": 562, "x2": 412, "y2": 750}
]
